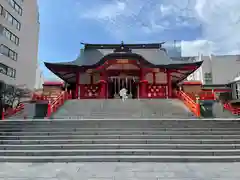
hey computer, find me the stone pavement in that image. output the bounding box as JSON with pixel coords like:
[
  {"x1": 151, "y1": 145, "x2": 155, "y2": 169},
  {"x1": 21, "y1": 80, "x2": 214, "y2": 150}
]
[{"x1": 0, "y1": 162, "x2": 239, "y2": 179}]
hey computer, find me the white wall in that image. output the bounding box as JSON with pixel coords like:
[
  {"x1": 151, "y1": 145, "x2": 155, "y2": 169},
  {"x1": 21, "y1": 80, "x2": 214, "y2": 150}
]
[
  {"x1": 187, "y1": 55, "x2": 240, "y2": 84},
  {"x1": 34, "y1": 65, "x2": 44, "y2": 89}
]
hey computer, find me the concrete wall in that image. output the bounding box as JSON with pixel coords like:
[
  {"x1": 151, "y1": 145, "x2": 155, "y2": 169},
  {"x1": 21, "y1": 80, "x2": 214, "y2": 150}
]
[
  {"x1": 0, "y1": 0, "x2": 39, "y2": 90},
  {"x1": 34, "y1": 65, "x2": 44, "y2": 89},
  {"x1": 188, "y1": 55, "x2": 240, "y2": 85}
]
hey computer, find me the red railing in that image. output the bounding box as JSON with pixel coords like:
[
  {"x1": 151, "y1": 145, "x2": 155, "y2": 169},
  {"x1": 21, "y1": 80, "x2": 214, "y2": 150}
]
[
  {"x1": 223, "y1": 103, "x2": 240, "y2": 115},
  {"x1": 186, "y1": 91, "x2": 215, "y2": 101},
  {"x1": 32, "y1": 93, "x2": 49, "y2": 101},
  {"x1": 1, "y1": 103, "x2": 24, "y2": 120},
  {"x1": 1, "y1": 91, "x2": 71, "y2": 120},
  {"x1": 175, "y1": 90, "x2": 201, "y2": 117},
  {"x1": 46, "y1": 91, "x2": 69, "y2": 118}
]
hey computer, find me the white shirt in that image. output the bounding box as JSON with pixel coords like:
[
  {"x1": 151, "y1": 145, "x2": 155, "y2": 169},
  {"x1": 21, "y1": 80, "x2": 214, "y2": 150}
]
[{"x1": 119, "y1": 88, "x2": 127, "y2": 97}]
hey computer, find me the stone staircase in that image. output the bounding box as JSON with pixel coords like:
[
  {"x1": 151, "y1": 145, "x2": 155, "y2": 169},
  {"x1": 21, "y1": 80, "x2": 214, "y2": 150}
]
[
  {"x1": 1, "y1": 119, "x2": 240, "y2": 162},
  {"x1": 51, "y1": 99, "x2": 194, "y2": 119}
]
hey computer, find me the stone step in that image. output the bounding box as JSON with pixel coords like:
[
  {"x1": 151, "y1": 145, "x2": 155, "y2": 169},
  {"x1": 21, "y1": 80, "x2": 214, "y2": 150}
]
[
  {"x1": 2, "y1": 134, "x2": 240, "y2": 140},
  {"x1": 1, "y1": 122, "x2": 240, "y2": 129},
  {"x1": 1, "y1": 119, "x2": 239, "y2": 124},
  {"x1": 0, "y1": 155, "x2": 239, "y2": 162},
  {"x1": 3, "y1": 130, "x2": 240, "y2": 136},
  {"x1": 2, "y1": 149, "x2": 240, "y2": 156},
  {"x1": 2, "y1": 138, "x2": 240, "y2": 145},
  {"x1": 2, "y1": 128, "x2": 240, "y2": 134},
  {"x1": 1, "y1": 143, "x2": 240, "y2": 150}
]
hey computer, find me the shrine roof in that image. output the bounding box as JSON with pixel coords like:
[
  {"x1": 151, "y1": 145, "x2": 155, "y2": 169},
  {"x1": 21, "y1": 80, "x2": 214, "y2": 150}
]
[
  {"x1": 44, "y1": 42, "x2": 203, "y2": 84},
  {"x1": 44, "y1": 42, "x2": 197, "y2": 68}
]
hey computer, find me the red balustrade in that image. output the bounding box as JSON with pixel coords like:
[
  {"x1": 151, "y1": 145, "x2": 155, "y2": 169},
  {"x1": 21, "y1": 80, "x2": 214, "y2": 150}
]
[
  {"x1": 175, "y1": 90, "x2": 201, "y2": 117},
  {"x1": 46, "y1": 91, "x2": 69, "y2": 118},
  {"x1": 1, "y1": 91, "x2": 70, "y2": 119},
  {"x1": 1, "y1": 103, "x2": 24, "y2": 120},
  {"x1": 186, "y1": 91, "x2": 215, "y2": 101},
  {"x1": 32, "y1": 93, "x2": 49, "y2": 101},
  {"x1": 223, "y1": 103, "x2": 240, "y2": 115}
]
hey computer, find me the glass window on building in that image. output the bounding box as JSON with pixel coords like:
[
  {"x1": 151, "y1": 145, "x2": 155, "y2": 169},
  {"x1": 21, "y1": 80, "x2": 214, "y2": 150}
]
[
  {"x1": 12, "y1": 69, "x2": 16, "y2": 78},
  {"x1": 7, "y1": 67, "x2": 13, "y2": 76},
  {"x1": 204, "y1": 72, "x2": 213, "y2": 84},
  {"x1": 0, "y1": 45, "x2": 9, "y2": 55},
  {"x1": 0, "y1": 5, "x2": 2, "y2": 15},
  {"x1": 236, "y1": 83, "x2": 240, "y2": 99},
  {"x1": 4, "y1": 29, "x2": 11, "y2": 39},
  {"x1": 9, "y1": 50, "x2": 14, "y2": 59},
  {"x1": 7, "y1": 14, "x2": 13, "y2": 24},
  {"x1": 9, "y1": 0, "x2": 15, "y2": 7},
  {"x1": 0, "y1": 63, "x2": 7, "y2": 75}
]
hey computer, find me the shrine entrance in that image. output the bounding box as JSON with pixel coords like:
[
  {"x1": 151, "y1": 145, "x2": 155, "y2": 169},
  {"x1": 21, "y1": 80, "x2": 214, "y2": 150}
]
[{"x1": 108, "y1": 76, "x2": 139, "y2": 99}]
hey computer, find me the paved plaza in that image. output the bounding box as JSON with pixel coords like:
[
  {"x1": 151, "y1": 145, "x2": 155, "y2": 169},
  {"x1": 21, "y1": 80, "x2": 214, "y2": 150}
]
[{"x1": 0, "y1": 162, "x2": 239, "y2": 180}]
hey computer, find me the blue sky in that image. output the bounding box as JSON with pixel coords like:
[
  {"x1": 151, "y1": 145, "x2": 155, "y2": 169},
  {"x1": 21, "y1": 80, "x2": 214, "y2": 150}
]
[{"x1": 37, "y1": 0, "x2": 240, "y2": 80}]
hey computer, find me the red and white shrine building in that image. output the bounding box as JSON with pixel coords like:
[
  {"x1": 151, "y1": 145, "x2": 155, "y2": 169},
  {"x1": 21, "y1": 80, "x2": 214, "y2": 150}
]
[{"x1": 44, "y1": 42, "x2": 202, "y2": 99}]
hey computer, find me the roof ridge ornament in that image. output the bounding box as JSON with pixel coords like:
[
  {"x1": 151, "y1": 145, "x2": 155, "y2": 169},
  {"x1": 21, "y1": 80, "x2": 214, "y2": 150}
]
[{"x1": 113, "y1": 41, "x2": 132, "y2": 53}]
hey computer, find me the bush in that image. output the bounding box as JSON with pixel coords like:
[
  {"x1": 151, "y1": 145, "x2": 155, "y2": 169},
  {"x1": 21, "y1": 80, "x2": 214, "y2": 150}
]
[{"x1": 0, "y1": 81, "x2": 31, "y2": 111}]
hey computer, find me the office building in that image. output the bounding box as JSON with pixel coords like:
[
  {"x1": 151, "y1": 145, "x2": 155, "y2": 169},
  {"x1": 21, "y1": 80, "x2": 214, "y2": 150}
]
[
  {"x1": 187, "y1": 54, "x2": 240, "y2": 85},
  {"x1": 0, "y1": 0, "x2": 39, "y2": 89}
]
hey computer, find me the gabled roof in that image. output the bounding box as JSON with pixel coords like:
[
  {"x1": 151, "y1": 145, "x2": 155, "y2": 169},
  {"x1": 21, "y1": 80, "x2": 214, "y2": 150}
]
[
  {"x1": 44, "y1": 42, "x2": 203, "y2": 84},
  {"x1": 45, "y1": 46, "x2": 193, "y2": 67}
]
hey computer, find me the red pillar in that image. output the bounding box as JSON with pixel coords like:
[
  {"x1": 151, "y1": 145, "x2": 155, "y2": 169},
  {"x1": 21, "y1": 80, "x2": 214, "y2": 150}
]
[
  {"x1": 153, "y1": 72, "x2": 156, "y2": 84},
  {"x1": 167, "y1": 69, "x2": 172, "y2": 98},
  {"x1": 90, "y1": 74, "x2": 93, "y2": 84},
  {"x1": 75, "y1": 71, "x2": 80, "y2": 99},
  {"x1": 99, "y1": 71, "x2": 107, "y2": 98},
  {"x1": 140, "y1": 68, "x2": 147, "y2": 98}
]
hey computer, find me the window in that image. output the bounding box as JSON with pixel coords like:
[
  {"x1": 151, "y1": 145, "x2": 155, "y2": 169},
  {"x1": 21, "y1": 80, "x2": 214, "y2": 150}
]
[
  {"x1": 0, "y1": 64, "x2": 7, "y2": 75},
  {"x1": 236, "y1": 83, "x2": 240, "y2": 99},
  {"x1": 0, "y1": 44, "x2": 18, "y2": 61},
  {"x1": 204, "y1": 72, "x2": 212, "y2": 84},
  {"x1": 6, "y1": 0, "x2": 23, "y2": 16},
  {"x1": 0, "y1": 63, "x2": 16, "y2": 78},
  {"x1": 0, "y1": 5, "x2": 2, "y2": 15},
  {"x1": 2, "y1": 26, "x2": 19, "y2": 45},
  {"x1": 0, "y1": 5, "x2": 21, "y2": 30}
]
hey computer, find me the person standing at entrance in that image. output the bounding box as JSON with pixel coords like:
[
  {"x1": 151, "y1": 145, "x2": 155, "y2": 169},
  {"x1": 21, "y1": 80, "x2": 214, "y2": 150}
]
[{"x1": 119, "y1": 88, "x2": 128, "y2": 101}]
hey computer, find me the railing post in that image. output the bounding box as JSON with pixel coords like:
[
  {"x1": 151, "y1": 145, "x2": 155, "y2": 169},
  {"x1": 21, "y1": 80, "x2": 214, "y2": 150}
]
[
  {"x1": 1, "y1": 108, "x2": 4, "y2": 120},
  {"x1": 47, "y1": 103, "x2": 51, "y2": 118},
  {"x1": 195, "y1": 96, "x2": 200, "y2": 118}
]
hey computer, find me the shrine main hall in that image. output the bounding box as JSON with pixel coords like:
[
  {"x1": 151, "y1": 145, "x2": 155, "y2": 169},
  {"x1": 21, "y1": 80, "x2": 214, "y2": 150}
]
[{"x1": 44, "y1": 42, "x2": 202, "y2": 99}]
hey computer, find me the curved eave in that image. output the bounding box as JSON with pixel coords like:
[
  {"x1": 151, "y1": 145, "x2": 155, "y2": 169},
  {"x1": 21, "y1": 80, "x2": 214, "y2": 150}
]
[
  {"x1": 44, "y1": 62, "x2": 80, "y2": 83},
  {"x1": 45, "y1": 52, "x2": 203, "y2": 69},
  {"x1": 172, "y1": 61, "x2": 203, "y2": 84},
  {"x1": 44, "y1": 57, "x2": 203, "y2": 84}
]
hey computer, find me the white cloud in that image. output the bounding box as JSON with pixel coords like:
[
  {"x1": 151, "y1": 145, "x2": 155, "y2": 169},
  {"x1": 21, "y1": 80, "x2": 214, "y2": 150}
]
[
  {"x1": 78, "y1": 0, "x2": 240, "y2": 56},
  {"x1": 83, "y1": 1, "x2": 126, "y2": 20},
  {"x1": 181, "y1": 40, "x2": 214, "y2": 57},
  {"x1": 78, "y1": 0, "x2": 198, "y2": 40},
  {"x1": 192, "y1": 0, "x2": 240, "y2": 55}
]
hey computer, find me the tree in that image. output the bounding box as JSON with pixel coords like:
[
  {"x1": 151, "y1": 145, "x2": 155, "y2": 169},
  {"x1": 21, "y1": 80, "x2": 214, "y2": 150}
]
[{"x1": 0, "y1": 81, "x2": 32, "y2": 112}]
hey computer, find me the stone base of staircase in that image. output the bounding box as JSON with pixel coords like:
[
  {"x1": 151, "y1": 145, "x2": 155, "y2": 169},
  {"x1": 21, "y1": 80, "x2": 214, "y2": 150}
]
[{"x1": 1, "y1": 119, "x2": 240, "y2": 162}]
